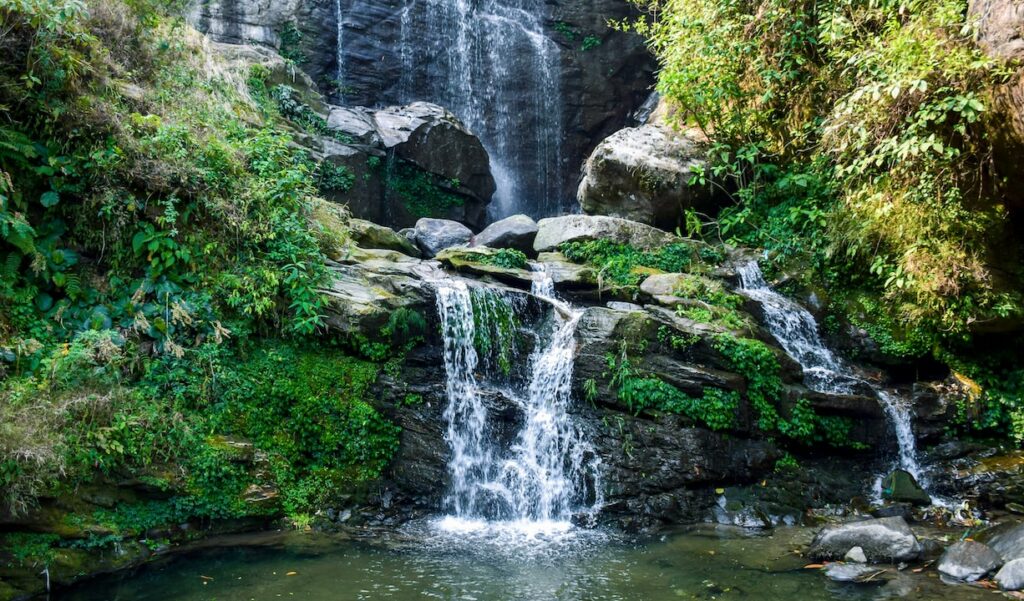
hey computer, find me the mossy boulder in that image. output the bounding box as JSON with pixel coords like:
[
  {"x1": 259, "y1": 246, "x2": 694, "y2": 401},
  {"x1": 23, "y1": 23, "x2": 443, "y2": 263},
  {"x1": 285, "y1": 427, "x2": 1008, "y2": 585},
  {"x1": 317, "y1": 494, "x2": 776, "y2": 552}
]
[
  {"x1": 434, "y1": 247, "x2": 534, "y2": 288},
  {"x1": 349, "y1": 218, "x2": 421, "y2": 257},
  {"x1": 880, "y1": 469, "x2": 931, "y2": 506}
]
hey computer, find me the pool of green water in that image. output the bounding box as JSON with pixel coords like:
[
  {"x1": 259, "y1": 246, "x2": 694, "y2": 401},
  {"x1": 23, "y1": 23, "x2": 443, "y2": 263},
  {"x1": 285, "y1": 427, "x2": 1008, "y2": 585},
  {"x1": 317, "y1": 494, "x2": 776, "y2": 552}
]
[{"x1": 62, "y1": 522, "x2": 990, "y2": 600}]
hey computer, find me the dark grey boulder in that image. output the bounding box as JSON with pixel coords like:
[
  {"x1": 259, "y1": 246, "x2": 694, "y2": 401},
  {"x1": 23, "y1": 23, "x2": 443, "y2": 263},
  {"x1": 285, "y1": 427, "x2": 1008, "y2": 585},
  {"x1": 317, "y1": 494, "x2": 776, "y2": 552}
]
[
  {"x1": 807, "y1": 517, "x2": 922, "y2": 563},
  {"x1": 472, "y1": 214, "x2": 538, "y2": 254},
  {"x1": 414, "y1": 218, "x2": 473, "y2": 258},
  {"x1": 981, "y1": 521, "x2": 1024, "y2": 562},
  {"x1": 937, "y1": 540, "x2": 1002, "y2": 582},
  {"x1": 996, "y1": 558, "x2": 1024, "y2": 590},
  {"x1": 881, "y1": 470, "x2": 931, "y2": 506}
]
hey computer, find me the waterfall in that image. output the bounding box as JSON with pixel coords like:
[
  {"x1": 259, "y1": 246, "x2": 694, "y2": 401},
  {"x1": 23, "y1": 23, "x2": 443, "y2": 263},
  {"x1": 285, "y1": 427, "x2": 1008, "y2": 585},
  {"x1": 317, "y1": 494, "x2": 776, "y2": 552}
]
[
  {"x1": 341, "y1": 0, "x2": 566, "y2": 218},
  {"x1": 736, "y1": 261, "x2": 928, "y2": 491},
  {"x1": 530, "y1": 263, "x2": 556, "y2": 299},
  {"x1": 433, "y1": 278, "x2": 599, "y2": 530},
  {"x1": 436, "y1": 281, "x2": 493, "y2": 517}
]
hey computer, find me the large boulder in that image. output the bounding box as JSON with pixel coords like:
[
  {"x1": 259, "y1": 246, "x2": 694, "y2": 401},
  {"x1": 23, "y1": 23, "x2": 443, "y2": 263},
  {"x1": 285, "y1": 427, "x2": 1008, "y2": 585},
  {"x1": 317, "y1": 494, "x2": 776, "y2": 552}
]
[
  {"x1": 372, "y1": 102, "x2": 495, "y2": 205},
  {"x1": 472, "y1": 214, "x2": 538, "y2": 254},
  {"x1": 534, "y1": 215, "x2": 680, "y2": 253},
  {"x1": 413, "y1": 218, "x2": 473, "y2": 258},
  {"x1": 313, "y1": 103, "x2": 494, "y2": 230},
  {"x1": 996, "y1": 558, "x2": 1024, "y2": 590},
  {"x1": 578, "y1": 125, "x2": 717, "y2": 230},
  {"x1": 980, "y1": 521, "x2": 1024, "y2": 561},
  {"x1": 937, "y1": 541, "x2": 1002, "y2": 582},
  {"x1": 807, "y1": 517, "x2": 923, "y2": 563}
]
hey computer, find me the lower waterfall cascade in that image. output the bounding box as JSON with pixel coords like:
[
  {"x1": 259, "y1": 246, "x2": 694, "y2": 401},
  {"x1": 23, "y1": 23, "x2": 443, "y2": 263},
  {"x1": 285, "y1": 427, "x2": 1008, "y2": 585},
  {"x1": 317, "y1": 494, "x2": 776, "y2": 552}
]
[
  {"x1": 735, "y1": 261, "x2": 930, "y2": 494},
  {"x1": 433, "y1": 273, "x2": 601, "y2": 533}
]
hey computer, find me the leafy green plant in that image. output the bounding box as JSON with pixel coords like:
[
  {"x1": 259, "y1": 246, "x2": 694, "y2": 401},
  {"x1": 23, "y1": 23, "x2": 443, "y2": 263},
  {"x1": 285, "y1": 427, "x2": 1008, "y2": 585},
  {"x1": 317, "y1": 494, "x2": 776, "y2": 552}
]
[
  {"x1": 621, "y1": 0, "x2": 1024, "y2": 383},
  {"x1": 480, "y1": 248, "x2": 529, "y2": 270}
]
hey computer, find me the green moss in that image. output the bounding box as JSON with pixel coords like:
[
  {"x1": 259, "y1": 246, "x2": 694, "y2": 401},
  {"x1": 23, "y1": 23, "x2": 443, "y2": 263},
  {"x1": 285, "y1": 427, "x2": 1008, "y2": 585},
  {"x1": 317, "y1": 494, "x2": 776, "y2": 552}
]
[
  {"x1": 606, "y1": 348, "x2": 739, "y2": 431},
  {"x1": 470, "y1": 289, "x2": 524, "y2": 376},
  {"x1": 478, "y1": 248, "x2": 529, "y2": 270}
]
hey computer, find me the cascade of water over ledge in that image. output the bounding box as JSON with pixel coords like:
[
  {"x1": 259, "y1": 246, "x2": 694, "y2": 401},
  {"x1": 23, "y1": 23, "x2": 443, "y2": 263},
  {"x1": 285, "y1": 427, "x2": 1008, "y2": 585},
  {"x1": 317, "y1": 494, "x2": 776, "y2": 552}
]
[
  {"x1": 735, "y1": 261, "x2": 929, "y2": 491},
  {"x1": 433, "y1": 275, "x2": 600, "y2": 532}
]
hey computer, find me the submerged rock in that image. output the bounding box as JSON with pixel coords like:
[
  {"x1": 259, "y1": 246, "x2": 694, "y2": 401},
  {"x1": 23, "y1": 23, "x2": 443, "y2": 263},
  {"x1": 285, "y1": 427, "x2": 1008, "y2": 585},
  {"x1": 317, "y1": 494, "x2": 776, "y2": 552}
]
[
  {"x1": 414, "y1": 218, "x2": 473, "y2": 257},
  {"x1": 533, "y1": 214, "x2": 680, "y2": 253},
  {"x1": 937, "y1": 540, "x2": 1002, "y2": 582},
  {"x1": 996, "y1": 558, "x2": 1024, "y2": 590},
  {"x1": 824, "y1": 563, "x2": 884, "y2": 583},
  {"x1": 578, "y1": 125, "x2": 716, "y2": 230},
  {"x1": 881, "y1": 470, "x2": 931, "y2": 506},
  {"x1": 807, "y1": 517, "x2": 922, "y2": 563},
  {"x1": 472, "y1": 214, "x2": 538, "y2": 254}
]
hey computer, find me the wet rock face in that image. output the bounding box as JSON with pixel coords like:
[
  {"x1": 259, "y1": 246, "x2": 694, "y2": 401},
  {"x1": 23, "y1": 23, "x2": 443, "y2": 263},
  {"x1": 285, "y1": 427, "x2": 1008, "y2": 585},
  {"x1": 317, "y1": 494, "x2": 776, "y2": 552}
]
[{"x1": 807, "y1": 517, "x2": 923, "y2": 563}]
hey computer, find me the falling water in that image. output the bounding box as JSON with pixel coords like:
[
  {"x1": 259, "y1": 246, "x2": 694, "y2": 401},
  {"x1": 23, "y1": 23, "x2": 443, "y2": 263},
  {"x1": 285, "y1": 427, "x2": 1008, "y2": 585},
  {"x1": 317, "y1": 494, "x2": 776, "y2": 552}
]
[
  {"x1": 530, "y1": 263, "x2": 556, "y2": 299},
  {"x1": 341, "y1": 0, "x2": 566, "y2": 218},
  {"x1": 433, "y1": 277, "x2": 599, "y2": 530},
  {"x1": 436, "y1": 281, "x2": 493, "y2": 517},
  {"x1": 736, "y1": 261, "x2": 928, "y2": 491}
]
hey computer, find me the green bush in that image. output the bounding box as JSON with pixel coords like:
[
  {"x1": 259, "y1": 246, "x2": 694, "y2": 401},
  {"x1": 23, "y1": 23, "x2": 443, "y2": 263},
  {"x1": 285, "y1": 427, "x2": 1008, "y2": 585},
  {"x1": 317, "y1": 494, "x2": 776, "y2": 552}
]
[{"x1": 623, "y1": 0, "x2": 1024, "y2": 368}]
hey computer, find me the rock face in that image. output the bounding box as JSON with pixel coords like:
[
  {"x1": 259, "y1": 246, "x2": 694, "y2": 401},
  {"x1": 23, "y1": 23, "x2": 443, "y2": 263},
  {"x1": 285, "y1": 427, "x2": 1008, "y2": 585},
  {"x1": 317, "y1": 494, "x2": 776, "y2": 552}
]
[
  {"x1": 969, "y1": 0, "x2": 1024, "y2": 209},
  {"x1": 807, "y1": 517, "x2": 923, "y2": 563},
  {"x1": 578, "y1": 125, "x2": 718, "y2": 230},
  {"x1": 349, "y1": 219, "x2": 421, "y2": 257},
  {"x1": 937, "y1": 541, "x2": 1002, "y2": 582},
  {"x1": 413, "y1": 218, "x2": 474, "y2": 258},
  {"x1": 207, "y1": 43, "x2": 494, "y2": 230},
  {"x1": 472, "y1": 214, "x2": 538, "y2": 254},
  {"x1": 534, "y1": 215, "x2": 681, "y2": 253}
]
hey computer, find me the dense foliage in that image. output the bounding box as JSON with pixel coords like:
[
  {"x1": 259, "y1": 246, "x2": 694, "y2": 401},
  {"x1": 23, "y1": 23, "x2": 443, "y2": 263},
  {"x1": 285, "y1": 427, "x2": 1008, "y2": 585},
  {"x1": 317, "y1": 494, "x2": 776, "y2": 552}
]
[
  {"x1": 625, "y1": 0, "x2": 1024, "y2": 439},
  {"x1": 0, "y1": 0, "x2": 402, "y2": 527}
]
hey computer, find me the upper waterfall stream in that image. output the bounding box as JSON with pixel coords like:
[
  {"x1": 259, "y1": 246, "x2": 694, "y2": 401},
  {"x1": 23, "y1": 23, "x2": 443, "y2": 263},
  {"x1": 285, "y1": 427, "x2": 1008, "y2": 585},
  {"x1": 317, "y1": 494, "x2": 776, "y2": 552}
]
[
  {"x1": 338, "y1": 0, "x2": 566, "y2": 218},
  {"x1": 433, "y1": 274, "x2": 600, "y2": 535}
]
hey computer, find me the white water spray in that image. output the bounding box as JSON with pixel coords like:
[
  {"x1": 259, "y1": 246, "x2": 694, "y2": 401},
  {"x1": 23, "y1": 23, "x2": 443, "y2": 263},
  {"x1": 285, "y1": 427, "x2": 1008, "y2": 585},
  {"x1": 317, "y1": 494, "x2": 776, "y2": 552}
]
[{"x1": 433, "y1": 277, "x2": 600, "y2": 532}]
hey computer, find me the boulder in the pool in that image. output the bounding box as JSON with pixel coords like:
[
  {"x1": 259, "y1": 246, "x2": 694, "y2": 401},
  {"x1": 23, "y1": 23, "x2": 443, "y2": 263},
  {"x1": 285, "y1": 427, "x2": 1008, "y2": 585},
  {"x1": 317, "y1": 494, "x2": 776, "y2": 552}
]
[
  {"x1": 807, "y1": 517, "x2": 922, "y2": 563},
  {"x1": 996, "y1": 558, "x2": 1024, "y2": 590},
  {"x1": 937, "y1": 540, "x2": 1002, "y2": 582},
  {"x1": 880, "y1": 469, "x2": 931, "y2": 506}
]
